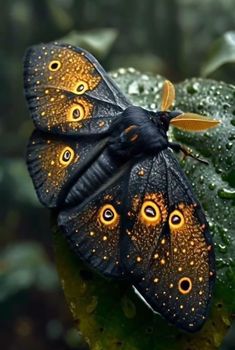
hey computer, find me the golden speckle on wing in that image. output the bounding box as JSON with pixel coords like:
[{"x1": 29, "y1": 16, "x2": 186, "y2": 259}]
[{"x1": 138, "y1": 168, "x2": 145, "y2": 176}]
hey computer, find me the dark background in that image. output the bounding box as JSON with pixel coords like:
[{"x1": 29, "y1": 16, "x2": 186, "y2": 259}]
[{"x1": 0, "y1": 1, "x2": 235, "y2": 349}]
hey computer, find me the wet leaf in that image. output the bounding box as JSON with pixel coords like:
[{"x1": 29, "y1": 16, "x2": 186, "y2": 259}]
[
  {"x1": 201, "y1": 31, "x2": 235, "y2": 77},
  {"x1": 54, "y1": 72, "x2": 235, "y2": 349}
]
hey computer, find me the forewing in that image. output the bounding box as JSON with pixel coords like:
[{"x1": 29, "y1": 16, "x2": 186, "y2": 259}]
[
  {"x1": 27, "y1": 130, "x2": 103, "y2": 207},
  {"x1": 24, "y1": 42, "x2": 131, "y2": 135},
  {"x1": 123, "y1": 150, "x2": 215, "y2": 332},
  {"x1": 121, "y1": 155, "x2": 169, "y2": 277}
]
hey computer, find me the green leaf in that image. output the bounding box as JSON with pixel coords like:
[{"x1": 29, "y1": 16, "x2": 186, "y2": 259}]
[
  {"x1": 53, "y1": 72, "x2": 235, "y2": 349},
  {"x1": 201, "y1": 31, "x2": 235, "y2": 77},
  {"x1": 0, "y1": 242, "x2": 58, "y2": 301}
]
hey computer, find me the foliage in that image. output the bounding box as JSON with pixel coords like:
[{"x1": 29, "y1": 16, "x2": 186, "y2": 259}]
[{"x1": 201, "y1": 32, "x2": 235, "y2": 77}]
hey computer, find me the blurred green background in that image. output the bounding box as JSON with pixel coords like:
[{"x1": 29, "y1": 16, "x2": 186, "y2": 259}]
[{"x1": 0, "y1": 0, "x2": 235, "y2": 349}]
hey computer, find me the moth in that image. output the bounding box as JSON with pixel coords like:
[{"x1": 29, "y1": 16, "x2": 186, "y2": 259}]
[{"x1": 24, "y1": 42, "x2": 220, "y2": 332}]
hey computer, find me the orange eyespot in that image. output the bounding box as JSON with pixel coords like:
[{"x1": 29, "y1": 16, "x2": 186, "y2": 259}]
[
  {"x1": 140, "y1": 201, "x2": 161, "y2": 225},
  {"x1": 67, "y1": 104, "x2": 85, "y2": 122},
  {"x1": 169, "y1": 209, "x2": 185, "y2": 230},
  {"x1": 99, "y1": 204, "x2": 119, "y2": 226},
  {"x1": 48, "y1": 60, "x2": 61, "y2": 71},
  {"x1": 59, "y1": 147, "x2": 74, "y2": 166},
  {"x1": 178, "y1": 277, "x2": 192, "y2": 295},
  {"x1": 74, "y1": 81, "x2": 88, "y2": 95}
]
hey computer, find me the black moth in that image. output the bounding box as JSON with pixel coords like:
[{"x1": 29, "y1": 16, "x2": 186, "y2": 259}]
[{"x1": 24, "y1": 42, "x2": 220, "y2": 332}]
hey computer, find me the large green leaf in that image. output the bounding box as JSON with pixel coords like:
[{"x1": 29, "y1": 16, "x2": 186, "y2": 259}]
[
  {"x1": 201, "y1": 31, "x2": 235, "y2": 77},
  {"x1": 53, "y1": 71, "x2": 235, "y2": 350}
]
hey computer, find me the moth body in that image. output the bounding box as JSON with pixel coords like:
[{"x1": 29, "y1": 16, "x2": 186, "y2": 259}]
[{"x1": 24, "y1": 42, "x2": 218, "y2": 333}]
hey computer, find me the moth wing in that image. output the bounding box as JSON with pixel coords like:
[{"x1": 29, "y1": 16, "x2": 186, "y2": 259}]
[
  {"x1": 27, "y1": 130, "x2": 105, "y2": 207},
  {"x1": 122, "y1": 150, "x2": 215, "y2": 332},
  {"x1": 58, "y1": 171, "x2": 131, "y2": 278},
  {"x1": 24, "y1": 42, "x2": 131, "y2": 135}
]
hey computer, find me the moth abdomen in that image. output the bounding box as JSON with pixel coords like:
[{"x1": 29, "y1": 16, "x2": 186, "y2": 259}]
[{"x1": 64, "y1": 148, "x2": 129, "y2": 206}]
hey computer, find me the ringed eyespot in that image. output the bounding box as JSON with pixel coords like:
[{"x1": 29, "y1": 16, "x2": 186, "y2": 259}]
[
  {"x1": 169, "y1": 209, "x2": 185, "y2": 230},
  {"x1": 99, "y1": 204, "x2": 119, "y2": 227},
  {"x1": 140, "y1": 200, "x2": 161, "y2": 225},
  {"x1": 59, "y1": 147, "x2": 75, "y2": 166},
  {"x1": 68, "y1": 104, "x2": 85, "y2": 122},
  {"x1": 74, "y1": 81, "x2": 89, "y2": 95},
  {"x1": 178, "y1": 277, "x2": 192, "y2": 295},
  {"x1": 48, "y1": 60, "x2": 61, "y2": 71}
]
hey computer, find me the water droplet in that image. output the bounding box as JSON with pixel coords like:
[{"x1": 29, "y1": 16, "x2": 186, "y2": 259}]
[
  {"x1": 121, "y1": 296, "x2": 136, "y2": 318},
  {"x1": 128, "y1": 81, "x2": 140, "y2": 95},
  {"x1": 216, "y1": 258, "x2": 229, "y2": 269},
  {"x1": 86, "y1": 296, "x2": 98, "y2": 314},
  {"x1": 230, "y1": 119, "x2": 235, "y2": 126},
  {"x1": 226, "y1": 142, "x2": 233, "y2": 150},
  {"x1": 187, "y1": 82, "x2": 199, "y2": 94},
  {"x1": 118, "y1": 68, "x2": 126, "y2": 75},
  {"x1": 127, "y1": 67, "x2": 136, "y2": 74},
  {"x1": 141, "y1": 74, "x2": 149, "y2": 81},
  {"x1": 218, "y1": 188, "x2": 235, "y2": 199},
  {"x1": 218, "y1": 244, "x2": 227, "y2": 253},
  {"x1": 209, "y1": 183, "x2": 216, "y2": 190}
]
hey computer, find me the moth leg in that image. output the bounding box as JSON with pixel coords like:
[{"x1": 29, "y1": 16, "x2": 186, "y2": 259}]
[{"x1": 168, "y1": 142, "x2": 208, "y2": 165}]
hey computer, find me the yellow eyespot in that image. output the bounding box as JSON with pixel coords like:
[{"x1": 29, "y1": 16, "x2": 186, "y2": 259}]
[
  {"x1": 74, "y1": 81, "x2": 89, "y2": 95},
  {"x1": 67, "y1": 104, "x2": 85, "y2": 122},
  {"x1": 48, "y1": 60, "x2": 61, "y2": 71},
  {"x1": 99, "y1": 204, "x2": 119, "y2": 226},
  {"x1": 169, "y1": 209, "x2": 185, "y2": 230},
  {"x1": 59, "y1": 147, "x2": 74, "y2": 166},
  {"x1": 140, "y1": 200, "x2": 161, "y2": 225},
  {"x1": 178, "y1": 277, "x2": 192, "y2": 295}
]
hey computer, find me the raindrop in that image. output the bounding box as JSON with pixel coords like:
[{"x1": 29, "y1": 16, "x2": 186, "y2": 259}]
[
  {"x1": 218, "y1": 244, "x2": 227, "y2": 254},
  {"x1": 230, "y1": 119, "x2": 235, "y2": 126},
  {"x1": 128, "y1": 81, "x2": 140, "y2": 95},
  {"x1": 218, "y1": 188, "x2": 235, "y2": 199},
  {"x1": 209, "y1": 183, "x2": 216, "y2": 190},
  {"x1": 187, "y1": 82, "x2": 199, "y2": 94},
  {"x1": 118, "y1": 68, "x2": 126, "y2": 75}
]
